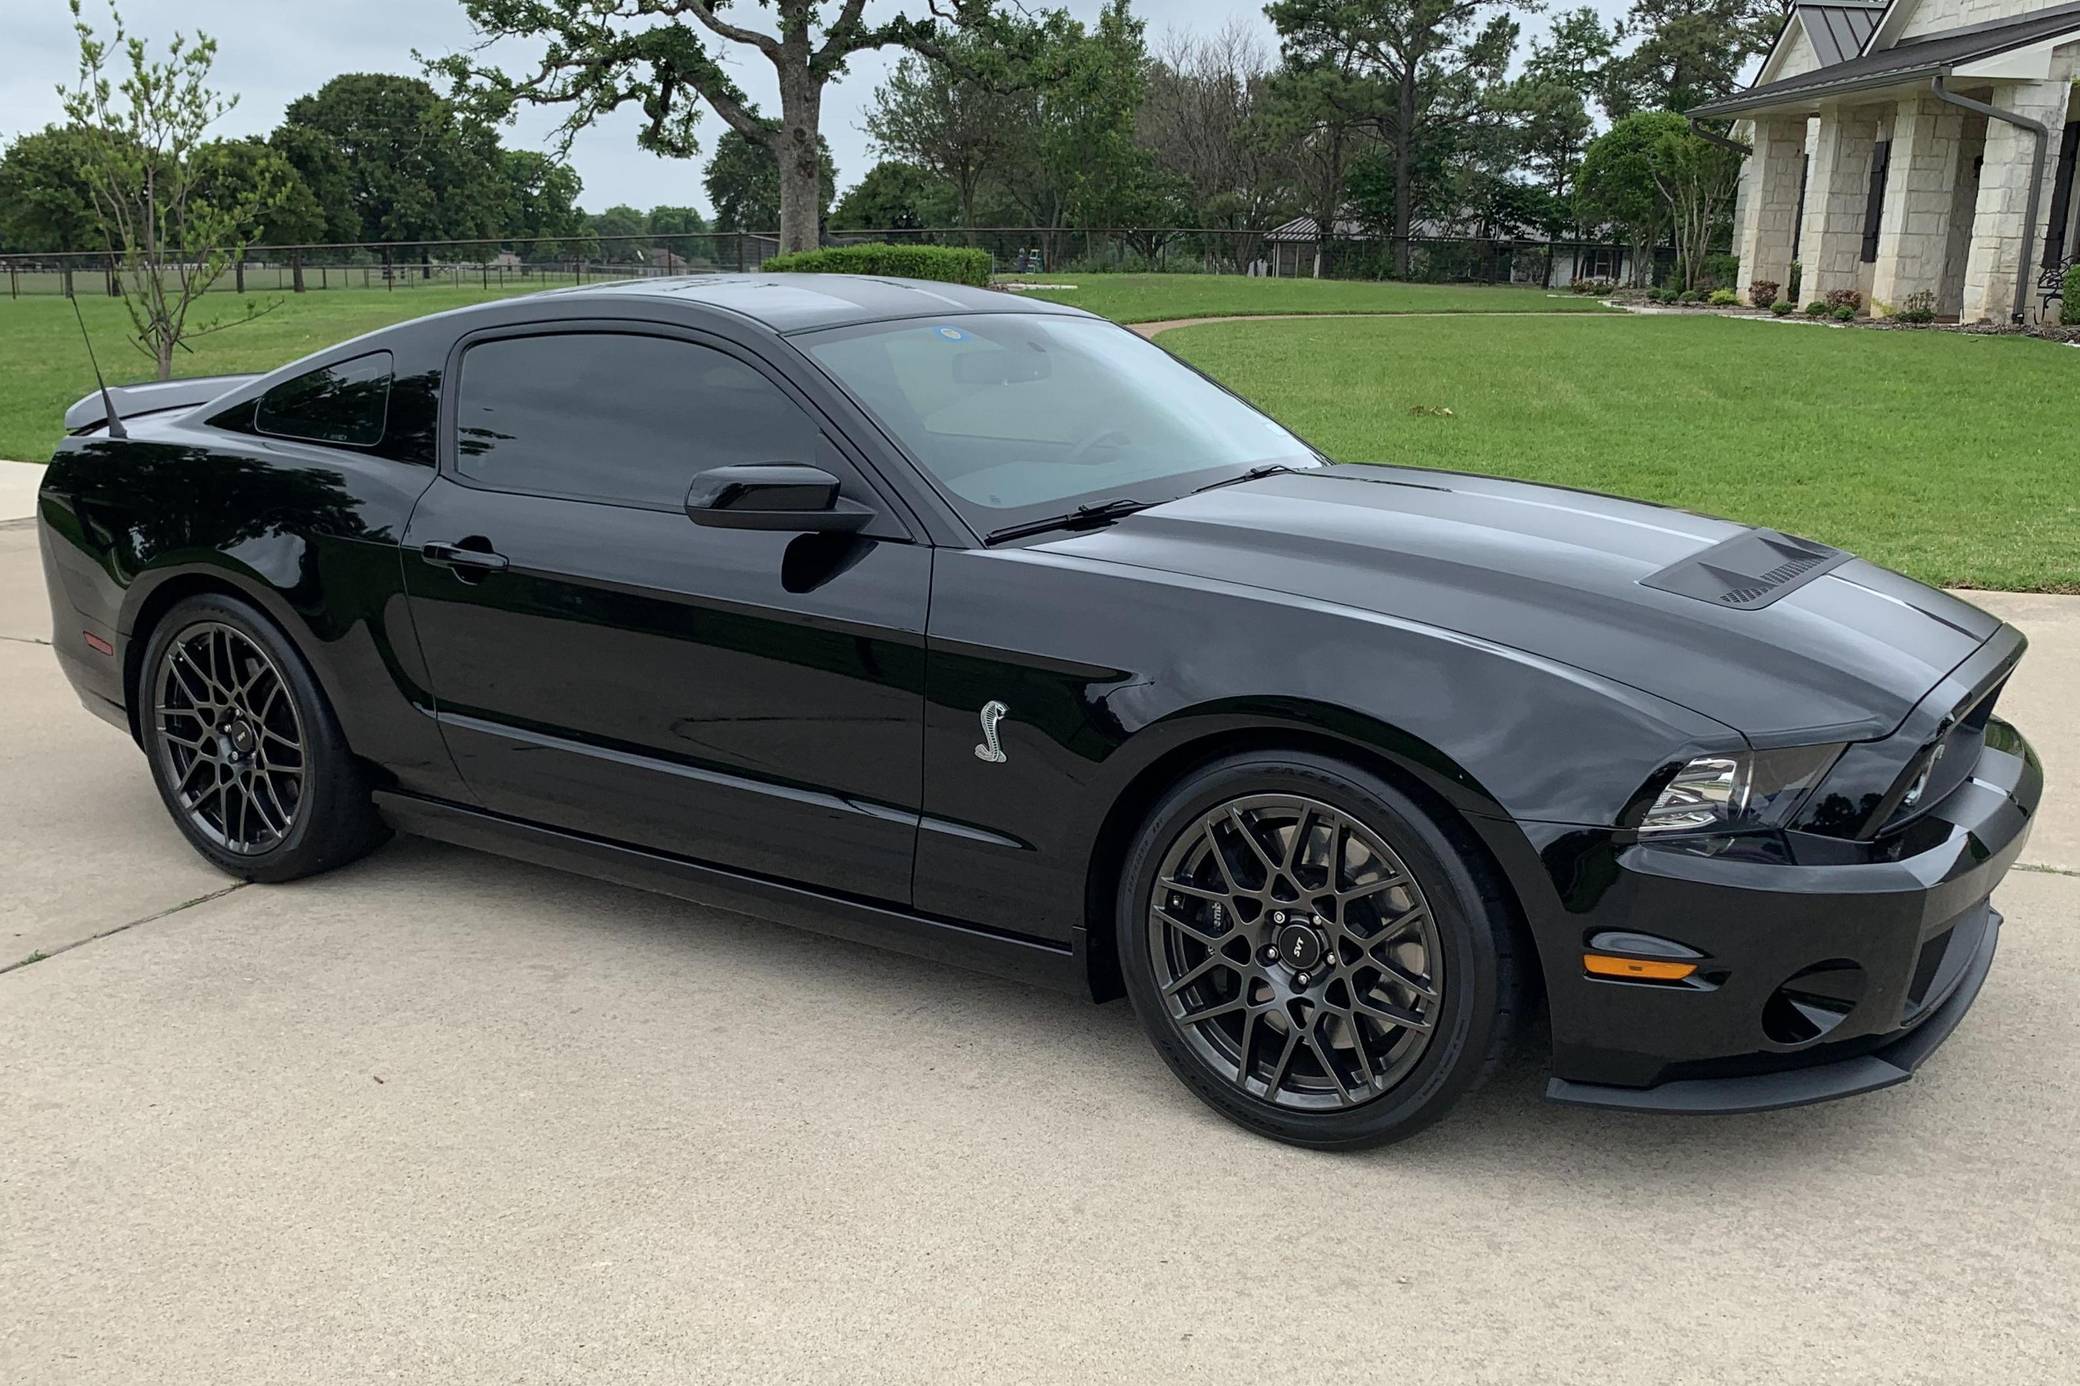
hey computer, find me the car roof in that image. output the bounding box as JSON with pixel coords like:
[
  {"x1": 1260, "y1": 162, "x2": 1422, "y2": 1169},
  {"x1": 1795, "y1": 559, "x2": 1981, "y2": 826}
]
[{"x1": 528, "y1": 272, "x2": 1097, "y2": 333}]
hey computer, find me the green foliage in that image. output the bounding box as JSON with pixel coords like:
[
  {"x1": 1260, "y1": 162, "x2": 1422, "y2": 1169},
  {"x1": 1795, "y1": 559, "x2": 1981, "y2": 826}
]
[
  {"x1": 275, "y1": 74, "x2": 506, "y2": 243},
  {"x1": 1787, "y1": 261, "x2": 1802, "y2": 302},
  {"x1": 1896, "y1": 290, "x2": 1937, "y2": 325},
  {"x1": 647, "y1": 204, "x2": 711, "y2": 264},
  {"x1": 762, "y1": 243, "x2": 992, "y2": 287},
  {"x1": 60, "y1": 0, "x2": 269, "y2": 379},
  {"x1": 1805, "y1": 300, "x2": 1829, "y2": 316},
  {"x1": 1678, "y1": 289, "x2": 1701, "y2": 303},
  {"x1": 866, "y1": 45, "x2": 1022, "y2": 232},
  {"x1": 1825, "y1": 287, "x2": 1863, "y2": 313},
  {"x1": 1832, "y1": 305, "x2": 1857, "y2": 322},
  {"x1": 831, "y1": 161, "x2": 959, "y2": 231},
  {"x1": 1708, "y1": 287, "x2": 1738, "y2": 306},
  {"x1": 1770, "y1": 299, "x2": 1793, "y2": 316},
  {"x1": 704, "y1": 126, "x2": 836, "y2": 235},
  {"x1": 0, "y1": 125, "x2": 109, "y2": 251},
  {"x1": 1602, "y1": 0, "x2": 1781, "y2": 118},
  {"x1": 499, "y1": 151, "x2": 587, "y2": 255},
  {"x1": 2063, "y1": 264, "x2": 2079, "y2": 326},
  {"x1": 188, "y1": 137, "x2": 326, "y2": 245}
]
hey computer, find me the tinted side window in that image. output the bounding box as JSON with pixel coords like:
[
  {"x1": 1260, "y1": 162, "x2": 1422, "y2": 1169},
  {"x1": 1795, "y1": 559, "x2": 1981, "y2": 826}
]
[
  {"x1": 255, "y1": 351, "x2": 393, "y2": 447},
  {"x1": 454, "y1": 333, "x2": 820, "y2": 508}
]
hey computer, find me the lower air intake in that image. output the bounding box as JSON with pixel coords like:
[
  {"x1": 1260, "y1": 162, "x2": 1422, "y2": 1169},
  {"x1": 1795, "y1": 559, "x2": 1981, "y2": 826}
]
[{"x1": 1639, "y1": 529, "x2": 1852, "y2": 611}]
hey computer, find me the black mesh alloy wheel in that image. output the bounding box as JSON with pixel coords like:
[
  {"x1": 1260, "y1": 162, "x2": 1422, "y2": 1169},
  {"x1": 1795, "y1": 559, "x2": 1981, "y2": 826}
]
[
  {"x1": 1119, "y1": 752, "x2": 1522, "y2": 1149},
  {"x1": 140, "y1": 594, "x2": 387, "y2": 882}
]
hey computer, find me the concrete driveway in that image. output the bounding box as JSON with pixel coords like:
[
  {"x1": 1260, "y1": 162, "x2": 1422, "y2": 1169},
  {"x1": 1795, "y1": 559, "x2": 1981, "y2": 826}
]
[{"x1": 3, "y1": 497, "x2": 2077, "y2": 1382}]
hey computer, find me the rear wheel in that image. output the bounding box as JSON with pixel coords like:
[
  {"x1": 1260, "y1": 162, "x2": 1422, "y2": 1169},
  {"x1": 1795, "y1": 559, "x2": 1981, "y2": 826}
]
[
  {"x1": 140, "y1": 593, "x2": 386, "y2": 882},
  {"x1": 1118, "y1": 751, "x2": 1521, "y2": 1149}
]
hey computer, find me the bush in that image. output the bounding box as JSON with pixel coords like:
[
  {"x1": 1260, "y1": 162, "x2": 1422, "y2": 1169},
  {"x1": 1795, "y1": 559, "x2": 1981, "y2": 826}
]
[
  {"x1": 1805, "y1": 300, "x2": 1830, "y2": 317},
  {"x1": 1787, "y1": 261, "x2": 1802, "y2": 303},
  {"x1": 1678, "y1": 289, "x2": 1702, "y2": 304},
  {"x1": 1832, "y1": 305, "x2": 1857, "y2": 322},
  {"x1": 761, "y1": 242, "x2": 992, "y2": 286},
  {"x1": 1770, "y1": 299, "x2": 1794, "y2": 317},
  {"x1": 1896, "y1": 289, "x2": 1938, "y2": 325},
  {"x1": 1701, "y1": 252, "x2": 1740, "y2": 289},
  {"x1": 2064, "y1": 263, "x2": 2079, "y2": 326},
  {"x1": 1824, "y1": 287, "x2": 1864, "y2": 313},
  {"x1": 1748, "y1": 280, "x2": 1780, "y2": 310},
  {"x1": 1708, "y1": 288, "x2": 1740, "y2": 306},
  {"x1": 1571, "y1": 277, "x2": 1615, "y2": 295}
]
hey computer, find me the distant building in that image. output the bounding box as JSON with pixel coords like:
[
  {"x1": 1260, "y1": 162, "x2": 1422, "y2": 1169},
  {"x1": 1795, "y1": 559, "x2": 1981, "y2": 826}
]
[
  {"x1": 1692, "y1": 0, "x2": 2080, "y2": 322},
  {"x1": 1260, "y1": 216, "x2": 1642, "y2": 286}
]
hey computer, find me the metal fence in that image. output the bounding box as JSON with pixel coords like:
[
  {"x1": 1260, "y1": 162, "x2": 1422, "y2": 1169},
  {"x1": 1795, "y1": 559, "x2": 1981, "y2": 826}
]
[{"x1": 1, "y1": 227, "x2": 1654, "y2": 298}]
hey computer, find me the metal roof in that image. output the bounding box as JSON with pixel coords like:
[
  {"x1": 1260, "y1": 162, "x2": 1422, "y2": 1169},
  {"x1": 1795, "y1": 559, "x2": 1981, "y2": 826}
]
[
  {"x1": 1799, "y1": 3, "x2": 1887, "y2": 66},
  {"x1": 1690, "y1": 1, "x2": 2080, "y2": 117}
]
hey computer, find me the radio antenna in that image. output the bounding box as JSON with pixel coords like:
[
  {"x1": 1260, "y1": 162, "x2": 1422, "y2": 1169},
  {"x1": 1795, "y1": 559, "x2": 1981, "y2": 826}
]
[{"x1": 69, "y1": 293, "x2": 128, "y2": 440}]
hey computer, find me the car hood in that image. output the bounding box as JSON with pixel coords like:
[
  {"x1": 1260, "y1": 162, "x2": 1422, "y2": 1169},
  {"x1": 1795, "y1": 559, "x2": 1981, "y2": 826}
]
[{"x1": 1041, "y1": 465, "x2": 2000, "y2": 743}]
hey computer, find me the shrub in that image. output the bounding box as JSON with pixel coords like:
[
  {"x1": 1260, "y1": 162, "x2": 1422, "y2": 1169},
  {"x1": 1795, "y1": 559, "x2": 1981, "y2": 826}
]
[
  {"x1": 1896, "y1": 289, "x2": 1938, "y2": 325},
  {"x1": 1708, "y1": 288, "x2": 1740, "y2": 307},
  {"x1": 761, "y1": 242, "x2": 992, "y2": 287},
  {"x1": 2064, "y1": 263, "x2": 2079, "y2": 326},
  {"x1": 1832, "y1": 305, "x2": 1857, "y2": 322},
  {"x1": 1824, "y1": 287, "x2": 1864, "y2": 313},
  {"x1": 1805, "y1": 300, "x2": 1830, "y2": 317},
  {"x1": 1678, "y1": 289, "x2": 1702, "y2": 304},
  {"x1": 1748, "y1": 280, "x2": 1780, "y2": 310},
  {"x1": 1787, "y1": 261, "x2": 1802, "y2": 303},
  {"x1": 1701, "y1": 252, "x2": 1740, "y2": 289},
  {"x1": 1571, "y1": 277, "x2": 1615, "y2": 295},
  {"x1": 1770, "y1": 299, "x2": 1794, "y2": 317}
]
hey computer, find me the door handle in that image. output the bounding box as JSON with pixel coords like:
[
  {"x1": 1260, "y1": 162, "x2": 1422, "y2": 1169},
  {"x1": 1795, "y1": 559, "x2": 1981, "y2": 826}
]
[{"x1": 421, "y1": 540, "x2": 510, "y2": 573}]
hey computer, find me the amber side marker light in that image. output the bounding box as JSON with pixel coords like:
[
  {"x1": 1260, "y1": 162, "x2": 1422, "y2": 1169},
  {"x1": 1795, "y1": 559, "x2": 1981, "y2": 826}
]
[{"x1": 1584, "y1": 953, "x2": 1697, "y2": 982}]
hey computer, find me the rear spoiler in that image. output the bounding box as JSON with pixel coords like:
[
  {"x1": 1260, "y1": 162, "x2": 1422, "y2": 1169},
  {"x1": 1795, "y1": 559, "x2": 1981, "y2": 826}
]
[{"x1": 64, "y1": 373, "x2": 259, "y2": 435}]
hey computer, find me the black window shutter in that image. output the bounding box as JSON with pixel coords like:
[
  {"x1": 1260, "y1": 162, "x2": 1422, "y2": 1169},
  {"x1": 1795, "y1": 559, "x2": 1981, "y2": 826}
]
[
  {"x1": 1793, "y1": 156, "x2": 1809, "y2": 260},
  {"x1": 2043, "y1": 121, "x2": 2079, "y2": 267},
  {"x1": 1861, "y1": 139, "x2": 1891, "y2": 263}
]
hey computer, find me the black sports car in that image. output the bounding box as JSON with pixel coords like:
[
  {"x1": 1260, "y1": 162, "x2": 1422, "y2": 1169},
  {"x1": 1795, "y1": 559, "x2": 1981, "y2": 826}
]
[{"x1": 35, "y1": 275, "x2": 2039, "y2": 1148}]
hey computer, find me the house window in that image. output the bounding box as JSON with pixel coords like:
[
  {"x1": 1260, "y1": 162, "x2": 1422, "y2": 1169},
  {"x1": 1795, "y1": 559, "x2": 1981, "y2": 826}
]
[{"x1": 1861, "y1": 139, "x2": 1892, "y2": 263}]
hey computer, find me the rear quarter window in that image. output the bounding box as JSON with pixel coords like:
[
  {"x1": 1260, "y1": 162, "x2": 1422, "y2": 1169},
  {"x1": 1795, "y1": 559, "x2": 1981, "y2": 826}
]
[{"x1": 254, "y1": 351, "x2": 393, "y2": 447}]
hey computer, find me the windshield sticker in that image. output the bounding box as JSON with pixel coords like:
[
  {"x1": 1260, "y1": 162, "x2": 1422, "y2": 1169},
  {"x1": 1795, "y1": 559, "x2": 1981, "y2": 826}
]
[{"x1": 935, "y1": 326, "x2": 970, "y2": 342}]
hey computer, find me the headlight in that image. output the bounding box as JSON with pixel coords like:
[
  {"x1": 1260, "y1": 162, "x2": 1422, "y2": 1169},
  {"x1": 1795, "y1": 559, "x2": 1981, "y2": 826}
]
[{"x1": 1636, "y1": 745, "x2": 1843, "y2": 836}]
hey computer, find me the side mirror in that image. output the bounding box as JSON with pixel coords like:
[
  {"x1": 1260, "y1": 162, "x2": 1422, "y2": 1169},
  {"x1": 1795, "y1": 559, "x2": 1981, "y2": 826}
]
[{"x1": 685, "y1": 463, "x2": 872, "y2": 533}]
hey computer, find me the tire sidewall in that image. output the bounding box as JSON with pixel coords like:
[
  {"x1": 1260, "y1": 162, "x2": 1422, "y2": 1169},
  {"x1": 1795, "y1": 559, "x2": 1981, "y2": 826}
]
[
  {"x1": 138, "y1": 593, "x2": 362, "y2": 881},
  {"x1": 1117, "y1": 752, "x2": 1503, "y2": 1150}
]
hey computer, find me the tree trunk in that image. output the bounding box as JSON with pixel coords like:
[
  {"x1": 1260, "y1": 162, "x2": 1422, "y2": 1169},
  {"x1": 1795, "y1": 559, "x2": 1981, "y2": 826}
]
[
  {"x1": 776, "y1": 74, "x2": 824, "y2": 255},
  {"x1": 1392, "y1": 71, "x2": 1417, "y2": 279}
]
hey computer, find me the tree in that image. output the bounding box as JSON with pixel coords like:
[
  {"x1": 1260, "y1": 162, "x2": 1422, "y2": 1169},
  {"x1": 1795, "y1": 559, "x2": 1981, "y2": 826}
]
[
  {"x1": 499, "y1": 149, "x2": 587, "y2": 256},
  {"x1": 428, "y1": 0, "x2": 1028, "y2": 255},
  {"x1": 647, "y1": 204, "x2": 712, "y2": 264},
  {"x1": 1606, "y1": 0, "x2": 1779, "y2": 118},
  {"x1": 1526, "y1": 8, "x2": 1617, "y2": 120},
  {"x1": 60, "y1": 0, "x2": 269, "y2": 379},
  {"x1": 1637, "y1": 111, "x2": 1742, "y2": 290},
  {"x1": 830, "y1": 161, "x2": 957, "y2": 230},
  {"x1": 1268, "y1": 0, "x2": 1539, "y2": 277},
  {"x1": 0, "y1": 126, "x2": 109, "y2": 252},
  {"x1": 703, "y1": 126, "x2": 835, "y2": 236},
  {"x1": 865, "y1": 46, "x2": 1020, "y2": 235},
  {"x1": 188, "y1": 138, "x2": 327, "y2": 246},
  {"x1": 274, "y1": 74, "x2": 507, "y2": 246},
  {"x1": 1577, "y1": 113, "x2": 1667, "y2": 286},
  {"x1": 1138, "y1": 22, "x2": 1296, "y2": 269}
]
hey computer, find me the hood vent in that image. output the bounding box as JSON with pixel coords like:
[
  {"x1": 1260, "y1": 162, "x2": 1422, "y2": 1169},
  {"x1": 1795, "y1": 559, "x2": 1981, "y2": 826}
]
[{"x1": 1639, "y1": 529, "x2": 1852, "y2": 610}]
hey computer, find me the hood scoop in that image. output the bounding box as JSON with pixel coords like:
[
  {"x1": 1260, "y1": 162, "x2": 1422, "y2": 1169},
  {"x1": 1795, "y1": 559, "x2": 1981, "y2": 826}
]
[{"x1": 1639, "y1": 529, "x2": 1851, "y2": 610}]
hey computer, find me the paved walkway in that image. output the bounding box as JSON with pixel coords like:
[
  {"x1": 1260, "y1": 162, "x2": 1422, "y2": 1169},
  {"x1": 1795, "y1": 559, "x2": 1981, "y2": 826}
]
[{"x1": 0, "y1": 461, "x2": 43, "y2": 520}]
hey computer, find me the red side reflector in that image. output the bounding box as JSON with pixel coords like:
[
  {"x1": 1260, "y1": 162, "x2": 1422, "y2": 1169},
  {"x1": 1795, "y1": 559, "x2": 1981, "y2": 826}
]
[{"x1": 83, "y1": 631, "x2": 115, "y2": 656}]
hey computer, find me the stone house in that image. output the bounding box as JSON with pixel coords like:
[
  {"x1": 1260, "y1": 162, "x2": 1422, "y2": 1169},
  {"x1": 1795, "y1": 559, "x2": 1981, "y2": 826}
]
[{"x1": 1691, "y1": 0, "x2": 2080, "y2": 322}]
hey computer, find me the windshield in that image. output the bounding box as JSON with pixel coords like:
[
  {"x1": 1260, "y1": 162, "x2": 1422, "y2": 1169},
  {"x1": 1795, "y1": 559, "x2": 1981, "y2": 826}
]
[{"x1": 795, "y1": 313, "x2": 1321, "y2": 531}]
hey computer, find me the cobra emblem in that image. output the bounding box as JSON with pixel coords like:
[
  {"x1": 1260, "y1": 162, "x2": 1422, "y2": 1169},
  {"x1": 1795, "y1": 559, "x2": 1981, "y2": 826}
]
[{"x1": 974, "y1": 700, "x2": 1010, "y2": 764}]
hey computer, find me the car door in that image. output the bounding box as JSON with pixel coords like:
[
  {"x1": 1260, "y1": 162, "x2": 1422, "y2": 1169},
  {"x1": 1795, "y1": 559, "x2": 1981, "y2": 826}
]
[{"x1": 399, "y1": 321, "x2": 931, "y2": 904}]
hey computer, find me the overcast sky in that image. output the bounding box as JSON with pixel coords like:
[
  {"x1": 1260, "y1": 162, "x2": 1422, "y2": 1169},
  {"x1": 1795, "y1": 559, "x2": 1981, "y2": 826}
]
[{"x1": 2, "y1": 0, "x2": 1629, "y2": 218}]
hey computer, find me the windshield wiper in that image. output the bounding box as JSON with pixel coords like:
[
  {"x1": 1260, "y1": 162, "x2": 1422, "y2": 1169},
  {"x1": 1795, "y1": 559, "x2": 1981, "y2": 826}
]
[
  {"x1": 1192, "y1": 462, "x2": 1300, "y2": 495},
  {"x1": 984, "y1": 497, "x2": 1156, "y2": 545}
]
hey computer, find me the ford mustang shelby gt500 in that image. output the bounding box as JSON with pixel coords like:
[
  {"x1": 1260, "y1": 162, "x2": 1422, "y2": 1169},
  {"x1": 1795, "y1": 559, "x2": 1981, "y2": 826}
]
[{"x1": 36, "y1": 275, "x2": 2038, "y2": 1148}]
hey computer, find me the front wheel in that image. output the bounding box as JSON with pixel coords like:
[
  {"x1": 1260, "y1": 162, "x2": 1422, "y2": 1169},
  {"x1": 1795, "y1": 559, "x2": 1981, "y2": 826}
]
[
  {"x1": 1118, "y1": 751, "x2": 1523, "y2": 1150},
  {"x1": 139, "y1": 593, "x2": 387, "y2": 883}
]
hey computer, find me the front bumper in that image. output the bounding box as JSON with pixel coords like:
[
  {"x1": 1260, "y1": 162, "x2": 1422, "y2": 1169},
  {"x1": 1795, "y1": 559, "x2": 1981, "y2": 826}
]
[{"x1": 1511, "y1": 716, "x2": 2039, "y2": 1114}]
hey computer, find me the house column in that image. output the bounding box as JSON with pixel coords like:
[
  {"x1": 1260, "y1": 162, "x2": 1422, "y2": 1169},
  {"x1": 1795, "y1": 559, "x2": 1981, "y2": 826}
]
[
  {"x1": 1799, "y1": 105, "x2": 1880, "y2": 303},
  {"x1": 1872, "y1": 95, "x2": 1968, "y2": 313},
  {"x1": 1734, "y1": 116, "x2": 1807, "y2": 302},
  {"x1": 1961, "y1": 73, "x2": 2075, "y2": 323}
]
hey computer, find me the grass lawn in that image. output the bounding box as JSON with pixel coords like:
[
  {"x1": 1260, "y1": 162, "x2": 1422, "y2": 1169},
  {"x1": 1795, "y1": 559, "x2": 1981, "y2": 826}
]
[
  {"x1": 0, "y1": 285, "x2": 560, "y2": 463},
  {"x1": 1166, "y1": 313, "x2": 2079, "y2": 592},
  {"x1": 1004, "y1": 272, "x2": 1619, "y2": 324}
]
